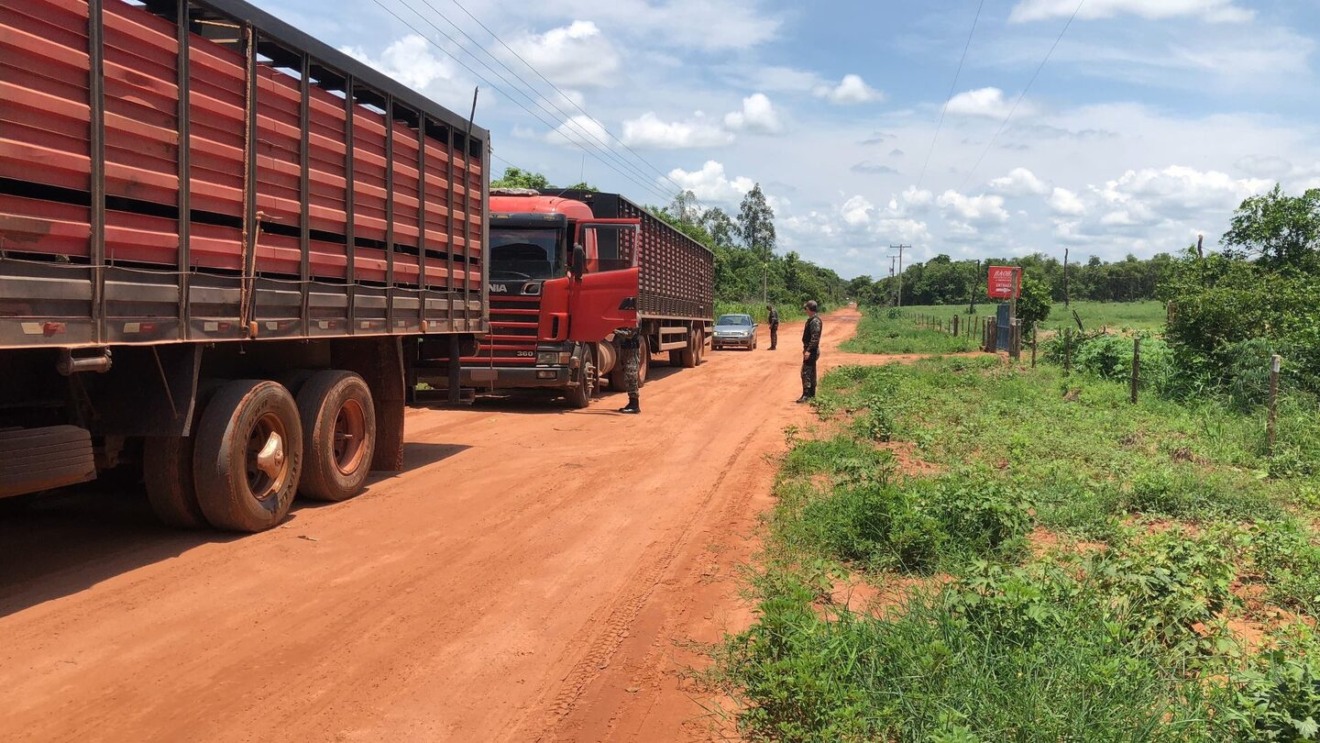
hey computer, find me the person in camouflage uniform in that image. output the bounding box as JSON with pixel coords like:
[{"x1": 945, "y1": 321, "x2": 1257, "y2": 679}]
[
  {"x1": 797, "y1": 300, "x2": 822, "y2": 403},
  {"x1": 766, "y1": 304, "x2": 779, "y2": 350},
  {"x1": 615, "y1": 326, "x2": 641, "y2": 414}
]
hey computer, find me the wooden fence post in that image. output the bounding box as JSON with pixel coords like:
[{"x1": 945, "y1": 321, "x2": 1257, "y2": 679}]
[
  {"x1": 952, "y1": 315, "x2": 959, "y2": 337},
  {"x1": 1130, "y1": 337, "x2": 1141, "y2": 405},
  {"x1": 1031, "y1": 323, "x2": 1038, "y2": 368},
  {"x1": 1268, "y1": 354, "x2": 1281, "y2": 456}
]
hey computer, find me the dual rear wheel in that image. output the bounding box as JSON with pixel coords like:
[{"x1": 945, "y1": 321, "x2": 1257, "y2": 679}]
[{"x1": 142, "y1": 371, "x2": 375, "y2": 533}]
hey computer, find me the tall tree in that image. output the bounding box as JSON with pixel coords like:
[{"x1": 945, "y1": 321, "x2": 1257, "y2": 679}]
[
  {"x1": 700, "y1": 208, "x2": 738, "y2": 249},
  {"x1": 736, "y1": 183, "x2": 776, "y2": 261},
  {"x1": 1223, "y1": 184, "x2": 1320, "y2": 270}
]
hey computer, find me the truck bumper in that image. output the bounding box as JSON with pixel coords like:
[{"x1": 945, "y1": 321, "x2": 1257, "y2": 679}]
[{"x1": 462, "y1": 366, "x2": 574, "y2": 390}]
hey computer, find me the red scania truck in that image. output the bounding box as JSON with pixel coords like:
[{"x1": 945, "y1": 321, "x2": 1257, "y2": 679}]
[
  {"x1": 0, "y1": 0, "x2": 489, "y2": 531},
  {"x1": 459, "y1": 189, "x2": 713, "y2": 407}
]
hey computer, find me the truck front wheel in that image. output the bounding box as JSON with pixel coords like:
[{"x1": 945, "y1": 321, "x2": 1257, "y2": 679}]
[
  {"x1": 296, "y1": 371, "x2": 376, "y2": 502},
  {"x1": 565, "y1": 347, "x2": 596, "y2": 409},
  {"x1": 193, "y1": 380, "x2": 302, "y2": 532}
]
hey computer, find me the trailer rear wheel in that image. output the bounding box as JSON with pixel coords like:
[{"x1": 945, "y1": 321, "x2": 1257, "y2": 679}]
[
  {"x1": 193, "y1": 380, "x2": 302, "y2": 532},
  {"x1": 143, "y1": 435, "x2": 206, "y2": 528},
  {"x1": 565, "y1": 347, "x2": 596, "y2": 409},
  {"x1": 296, "y1": 371, "x2": 376, "y2": 502},
  {"x1": 680, "y1": 329, "x2": 699, "y2": 368}
]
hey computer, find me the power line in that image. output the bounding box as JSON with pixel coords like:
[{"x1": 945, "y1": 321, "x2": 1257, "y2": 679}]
[
  {"x1": 916, "y1": 0, "x2": 986, "y2": 191},
  {"x1": 959, "y1": 0, "x2": 1086, "y2": 191},
  {"x1": 365, "y1": 0, "x2": 675, "y2": 204},
  {"x1": 443, "y1": 0, "x2": 699, "y2": 203},
  {"x1": 406, "y1": 0, "x2": 666, "y2": 193}
]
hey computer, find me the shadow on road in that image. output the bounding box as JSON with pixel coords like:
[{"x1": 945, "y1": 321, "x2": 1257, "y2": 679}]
[{"x1": 0, "y1": 440, "x2": 471, "y2": 617}]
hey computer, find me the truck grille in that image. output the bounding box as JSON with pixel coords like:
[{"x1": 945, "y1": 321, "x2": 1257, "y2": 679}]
[{"x1": 464, "y1": 294, "x2": 540, "y2": 366}]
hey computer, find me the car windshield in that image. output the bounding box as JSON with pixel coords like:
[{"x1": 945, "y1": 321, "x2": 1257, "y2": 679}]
[
  {"x1": 716, "y1": 315, "x2": 752, "y2": 326},
  {"x1": 490, "y1": 228, "x2": 561, "y2": 280}
]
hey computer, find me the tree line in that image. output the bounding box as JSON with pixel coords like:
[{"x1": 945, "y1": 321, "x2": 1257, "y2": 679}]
[{"x1": 846, "y1": 251, "x2": 1178, "y2": 308}]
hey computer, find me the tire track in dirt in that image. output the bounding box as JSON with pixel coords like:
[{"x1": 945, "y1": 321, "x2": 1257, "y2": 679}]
[{"x1": 526, "y1": 422, "x2": 762, "y2": 738}]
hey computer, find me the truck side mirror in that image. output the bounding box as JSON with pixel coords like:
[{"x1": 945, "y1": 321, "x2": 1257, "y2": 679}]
[{"x1": 571, "y1": 243, "x2": 587, "y2": 280}]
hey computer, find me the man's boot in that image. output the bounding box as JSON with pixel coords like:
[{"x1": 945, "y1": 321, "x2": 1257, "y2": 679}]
[{"x1": 618, "y1": 395, "x2": 640, "y2": 414}]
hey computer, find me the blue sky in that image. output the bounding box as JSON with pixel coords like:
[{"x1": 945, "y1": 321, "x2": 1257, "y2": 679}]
[{"x1": 253, "y1": 0, "x2": 1320, "y2": 279}]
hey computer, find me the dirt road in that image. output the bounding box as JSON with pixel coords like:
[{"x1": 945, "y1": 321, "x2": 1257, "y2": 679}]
[{"x1": 0, "y1": 309, "x2": 863, "y2": 742}]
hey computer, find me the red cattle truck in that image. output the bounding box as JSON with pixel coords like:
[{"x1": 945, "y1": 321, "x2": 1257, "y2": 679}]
[
  {"x1": 0, "y1": 0, "x2": 489, "y2": 531},
  {"x1": 458, "y1": 189, "x2": 713, "y2": 407}
]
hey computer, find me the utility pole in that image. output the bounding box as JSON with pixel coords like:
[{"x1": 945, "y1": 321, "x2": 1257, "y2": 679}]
[
  {"x1": 1063, "y1": 248, "x2": 1070, "y2": 308},
  {"x1": 888, "y1": 256, "x2": 897, "y2": 306},
  {"x1": 969, "y1": 259, "x2": 979, "y2": 315},
  {"x1": 890, "y1": 244, "x2": 910, "y2": 308}
]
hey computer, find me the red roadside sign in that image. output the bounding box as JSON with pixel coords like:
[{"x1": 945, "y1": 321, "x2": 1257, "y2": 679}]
[{"x1": 987, "y1": 265, "x2": 1021, "y2": 299}]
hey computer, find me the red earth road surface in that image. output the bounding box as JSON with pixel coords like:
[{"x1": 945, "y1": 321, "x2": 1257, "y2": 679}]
[{"x1": 0, "y1": 308, "x2": 874, "y2": 742}]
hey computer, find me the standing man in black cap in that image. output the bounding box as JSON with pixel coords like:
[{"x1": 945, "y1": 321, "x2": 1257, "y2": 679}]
[
  {"x1": 798, "y1": 300, "x2": 822, "y2": 403},
  {"x1": 766, "y1": 304, "x2": 779, "y2": 350}
]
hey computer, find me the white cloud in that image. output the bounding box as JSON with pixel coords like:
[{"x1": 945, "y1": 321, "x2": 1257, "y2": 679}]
[
  {"x1": 1093, "y1": 165, "x2": 1271, "y2": 220},
  {"x1": 621, "y1": 112, "x2": 734, "y2": 149},
  {"x1": 1048, "y1": 187, "x2": 1087, "y2": 216},
  {"x1": 813, "y1": 74, "x2": 884, "y2": 105},
  {"x1": 665, "y1": 160, "x2": 755, "y2": 203},
  {"x1": 546, "y1": 114, "x2": 610, "y2": 148},
  {"x1": 505, "y1": 21, "x2": 620, "y2": 87},
  {"x1": 936, "y1": 190, "x2": 1010, "y2": 224},
  {"x1": 946, "y1": 87, "x2": 1031, "y2": 119},
  {"x1": 1010, "y1": 0, "x2": 1253, "y2": 24},
  {"x1": 990, "y1": 167, "x2": 1049, "y2": 196},
  {"x1": 342, "y1": 35, "x2": 456, "y2": 93},
  {"x1": 723, "y1": 93, "x2": 782, "y2": 134}
]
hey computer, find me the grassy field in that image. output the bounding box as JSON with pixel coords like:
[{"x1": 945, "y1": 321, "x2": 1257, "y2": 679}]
[
  {"x1": 714, "y1": 317, "x2": 1320, "y2": 741},
  {"x1": 839, "y1": 309, "x2": 981, "y2": 355},
  {"x1": 900, "y1": 300, "x2": 1168, "y2": 333}
]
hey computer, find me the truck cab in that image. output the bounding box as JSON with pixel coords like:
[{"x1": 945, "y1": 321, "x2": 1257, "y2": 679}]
[{"x1": 458, "y1": 189, "x2": 638, "y2": 407}]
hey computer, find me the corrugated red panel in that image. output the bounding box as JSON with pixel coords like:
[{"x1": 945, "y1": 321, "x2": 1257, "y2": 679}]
[
  {"x1": 306, "y1": 87, "x2": 348, "y2": 236},
  {"x1": 255, "y1": 67, "x2": 302, "y2": 227},
  {"x1": 351, "y1": 107, "x2": 388, "y2": 243},
  {"x1": 104, "y1": 0, "x2": 179, "y2": 205},
  {"x1": 0, "y1": 0, "x2": 91, "y2": 191},
  {"x1": 0, "y1": 194, "x2": 91, "y2": 258},
  {"x1": 188, "y1": 37, "x2": 245, "y2": 218},
  {"x1": 2, "y1": 0, "x2": 483, "y2": 297}
]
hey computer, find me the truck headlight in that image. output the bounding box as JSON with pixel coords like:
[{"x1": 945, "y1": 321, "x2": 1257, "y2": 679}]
[{"x1": 537, "y1": 352, "x2": 558, "y2": 365}]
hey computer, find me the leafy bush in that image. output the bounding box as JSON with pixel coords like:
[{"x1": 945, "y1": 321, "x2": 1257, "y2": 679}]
[
  {"x1": 1222, "y1": 625, "x2": 1320, "y2": 741},
  {"x1": 795, "y1": 477, "x2": 1032, "y2": 573}
]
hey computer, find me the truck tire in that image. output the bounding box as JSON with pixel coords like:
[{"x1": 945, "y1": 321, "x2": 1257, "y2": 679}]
[
  {"x1": 668, "y1": 349, "x2": 683, "y2": 366},
  {"x1": 296, "y1": 371, "x2": 376, "y2": 502},
  {"x1": 0, "y1": 425, "x2": 97, "y2": 500},
  {"x1": 565, "y1": 348, "x2": 595, "y2": 409},
  {"x1": 143, "y1": 435, "x2": 206, "y2": 528},
  {"x1": 680, "y1": 329, "x2": 699, "y2": 368},
  {"x1": 193, "y1": 380, "x2": 302, "y2": 532},
  {"x1": 609, "y1": 336, "x2": 649, "y2": 390}
]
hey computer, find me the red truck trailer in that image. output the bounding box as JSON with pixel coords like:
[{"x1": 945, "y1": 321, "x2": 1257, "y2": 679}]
[
  {"x1": 0, "y1": 0, "x2": 489, "y2": 531},
  {"x1": 457, "y1": 189, "x2": 713, "y2": 407}
]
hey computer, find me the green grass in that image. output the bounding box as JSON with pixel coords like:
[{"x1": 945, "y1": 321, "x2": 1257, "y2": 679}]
[
  {"x1": 714, "y1": 348, "x2": 1320, "y2": 742},
  {"x1": 901, "y1": 300, "x2": 1168, "y2": 334},
  {"x1": 839, "y1": 308, "x2": 980, "y2": 355}
]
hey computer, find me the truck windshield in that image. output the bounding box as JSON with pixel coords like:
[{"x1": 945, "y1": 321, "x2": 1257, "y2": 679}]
[{"x1": 490, "y1": 228, "x2": 562, "y2": 280}]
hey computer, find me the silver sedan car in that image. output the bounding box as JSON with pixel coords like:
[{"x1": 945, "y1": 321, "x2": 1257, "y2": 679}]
[{"x1": 711, "y1": 313, "x2": 758, "y2": 351}]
